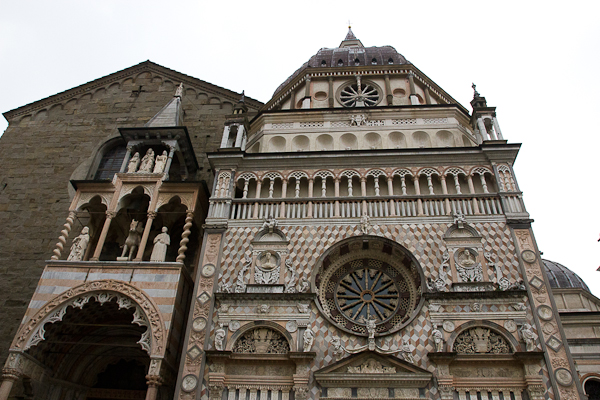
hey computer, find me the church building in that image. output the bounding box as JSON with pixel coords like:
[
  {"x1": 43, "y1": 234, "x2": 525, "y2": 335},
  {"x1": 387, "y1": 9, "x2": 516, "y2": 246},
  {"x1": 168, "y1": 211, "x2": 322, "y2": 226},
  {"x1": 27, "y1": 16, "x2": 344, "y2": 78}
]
[{"x1": 0, "y1": 29, "x2": 598, "y2": 400}]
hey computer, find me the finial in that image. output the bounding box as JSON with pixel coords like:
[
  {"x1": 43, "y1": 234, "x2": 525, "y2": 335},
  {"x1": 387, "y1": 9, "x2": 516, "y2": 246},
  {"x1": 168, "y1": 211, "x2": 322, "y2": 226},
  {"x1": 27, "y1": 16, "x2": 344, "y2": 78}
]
[
  {"x1": 240, "y1": 90, "x2": 245, "y2": 103},
  {"x1": 348, "y1": 19, "x2": 351, "y2": 29},
  {"x1": 471, "y1": 83, "x2": 480, "y2": 98},
  {"x1": 175, "y1": 82, "x2": 184, "y2": 98}
]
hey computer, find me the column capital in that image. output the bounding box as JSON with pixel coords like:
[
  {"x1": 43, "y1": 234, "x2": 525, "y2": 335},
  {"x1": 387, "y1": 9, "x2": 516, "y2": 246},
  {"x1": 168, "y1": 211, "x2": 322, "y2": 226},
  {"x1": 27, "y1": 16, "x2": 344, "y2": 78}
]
[
  {"x1": 1, "y1": 368, "x2": 22, "y2": 381},
  {"x1": 145, "y1": 374, "x2": 163, "y2": 387},
  {"x1": 106, "y1": 210, "x2": 118, "y2": 219},
  {"x1": 186, "y1": 210, "x2": 194, "y2": 219},
  {"x1": 147, "y1": 211, "x2": 157, "y2": 220}
]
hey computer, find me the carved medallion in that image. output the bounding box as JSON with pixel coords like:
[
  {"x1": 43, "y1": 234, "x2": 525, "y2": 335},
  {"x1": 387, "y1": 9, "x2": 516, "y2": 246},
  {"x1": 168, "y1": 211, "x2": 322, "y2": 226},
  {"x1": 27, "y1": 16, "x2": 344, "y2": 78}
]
[
  {"x1": 201, "y1": 263, "x2": 216, "y2": 278},
  {"x1": 521, "y1": 250, "x2": 537, "y2": 263},
  {"x1": 537, "y1": 305, "x2": 553, "y2": 321},
  {"x1": 442, "y1": 320, "x2": 455, "y2": 332},
  {"x1": 504, "y1": 320, "x2": 518, "y2": 333},
  {"x1": 555, "y1": 368, "x2": 573, "y2": 386},
  {"x1": 255, "y1": 251, "x2": 280, "y2": 284},
  {"x1": 286, "y1": 320, "x2": 298, "y2": 333},
  {"x1": 229, "y1": 320, "x2": 240, "y2": 332},
  {"x1": 192, "y1": 317, "x2": 207, "y2": 332},
  {"x1": 454, "y1": 248, "x2": 483, "y2": 282},
  {"x1": 182, "y1": 374, "x2": 198, "y2": 392},
  {"x1": 543, "y1": 322, "x2": 556, "y2": 335}
]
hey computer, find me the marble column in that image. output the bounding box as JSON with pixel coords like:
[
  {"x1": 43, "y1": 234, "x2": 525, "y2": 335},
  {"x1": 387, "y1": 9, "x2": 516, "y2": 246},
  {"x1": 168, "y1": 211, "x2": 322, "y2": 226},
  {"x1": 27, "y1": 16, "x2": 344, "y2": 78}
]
[
  {"x1": 0, "y1": 369, "x2": 21, "y2": 400},
  {"x1": 135, "y1": 211, "x2": 156, "y2": 261},
  {"x1": 91, "y1": 211, "x2": 117, "y2": 261}
]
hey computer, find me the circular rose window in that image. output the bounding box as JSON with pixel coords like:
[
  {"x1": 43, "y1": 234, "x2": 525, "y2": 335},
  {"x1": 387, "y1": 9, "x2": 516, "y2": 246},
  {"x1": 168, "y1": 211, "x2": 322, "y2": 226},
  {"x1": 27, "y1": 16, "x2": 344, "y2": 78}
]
[
  {"x1": 315, "y1": 237, "x2": 423, "y2": 336},
  {"x1": 337, "y1": 79, "x2": 382, "y2": 108}
]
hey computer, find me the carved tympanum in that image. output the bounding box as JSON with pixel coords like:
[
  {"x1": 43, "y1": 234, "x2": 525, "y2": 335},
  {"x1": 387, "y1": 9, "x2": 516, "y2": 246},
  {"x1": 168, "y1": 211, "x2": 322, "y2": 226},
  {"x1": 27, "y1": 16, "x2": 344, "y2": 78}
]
[
  {"x1": 454, "y1": 327, "x2": 511, "y2": 354},
  {"x1": 232, "y1": 327, "x2": 290, "y2": 354},
  {"x1": 347, "y1": 359, "x2": 396, "y2": 374}
]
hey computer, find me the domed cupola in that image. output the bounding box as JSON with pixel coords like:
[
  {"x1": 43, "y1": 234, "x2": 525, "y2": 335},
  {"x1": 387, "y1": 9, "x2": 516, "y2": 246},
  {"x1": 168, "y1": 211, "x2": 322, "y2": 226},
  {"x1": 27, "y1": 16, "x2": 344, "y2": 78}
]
[{"x1": 543, "y1": 259, "x2": 590, "y2": 292}]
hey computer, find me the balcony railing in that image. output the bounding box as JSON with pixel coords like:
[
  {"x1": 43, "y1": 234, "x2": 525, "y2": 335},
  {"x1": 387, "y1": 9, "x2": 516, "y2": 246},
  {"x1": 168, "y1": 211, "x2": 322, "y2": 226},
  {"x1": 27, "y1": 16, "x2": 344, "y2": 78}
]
[{"x1": 208, "y1": 192, "x2": 526, "y2": 220}]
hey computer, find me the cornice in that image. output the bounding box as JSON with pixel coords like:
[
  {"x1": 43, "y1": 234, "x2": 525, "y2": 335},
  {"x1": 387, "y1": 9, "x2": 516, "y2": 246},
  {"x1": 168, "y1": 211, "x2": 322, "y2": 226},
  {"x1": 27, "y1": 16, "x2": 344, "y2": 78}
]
[{"x1": 3, "y1": 61, "x2": 263, "y2": 120}]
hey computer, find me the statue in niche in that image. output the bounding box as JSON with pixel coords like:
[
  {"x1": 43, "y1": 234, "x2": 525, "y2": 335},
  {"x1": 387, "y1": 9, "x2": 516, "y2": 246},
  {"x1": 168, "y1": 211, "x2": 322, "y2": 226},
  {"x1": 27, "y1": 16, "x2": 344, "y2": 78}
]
[
  {"x1": 153, "y1": 150, "x2": 168, "y2": 173},
  {"x1": 127, "y1": 152, "x2": 140, "y2": 173},
  {"x1": 67, "y1": 226, "x2": 90, "y2": 261},
  {"x1": 138, "y1": 148, "x2": 155, "y2": 173},
  {"x1": 432, "y1": 324, "x2": 444, "y2": 352},
  {"x1": 520, "y1": 323, "x2": 536, "y2": 351},
  {"x1": 303, "y1": 329, "x2": 315, "y2": 352},
  {"x1": 150, "y1": 227, "x2": 170, "y2": 262},
  {"x1": 120, "y1": 220, "x2": 143, "y2": 261}
]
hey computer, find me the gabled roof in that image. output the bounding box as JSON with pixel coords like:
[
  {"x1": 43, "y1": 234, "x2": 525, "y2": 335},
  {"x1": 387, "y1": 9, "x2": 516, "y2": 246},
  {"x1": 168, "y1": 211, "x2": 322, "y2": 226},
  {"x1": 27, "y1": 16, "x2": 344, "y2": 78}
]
[{"x1": 3, "y1": 61, "x2": 263, "y2": 121}]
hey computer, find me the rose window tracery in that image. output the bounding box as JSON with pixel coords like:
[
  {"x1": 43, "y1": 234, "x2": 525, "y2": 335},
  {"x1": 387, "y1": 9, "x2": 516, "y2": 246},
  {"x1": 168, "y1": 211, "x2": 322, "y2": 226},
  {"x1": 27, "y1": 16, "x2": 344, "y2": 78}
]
[
  {"x1": 315, "y1": 237, "x2": 423, "y2": 336},
  {"x1": 337, "y1": 78, "x2": 382, "y2": 108}
]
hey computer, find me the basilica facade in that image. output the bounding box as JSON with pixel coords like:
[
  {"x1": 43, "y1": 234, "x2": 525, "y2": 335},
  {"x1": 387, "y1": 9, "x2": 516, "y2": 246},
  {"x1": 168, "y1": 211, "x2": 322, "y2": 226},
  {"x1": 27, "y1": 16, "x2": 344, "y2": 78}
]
[{"x1": 0, "y1": 30, "x2": 598, "y2": 400}]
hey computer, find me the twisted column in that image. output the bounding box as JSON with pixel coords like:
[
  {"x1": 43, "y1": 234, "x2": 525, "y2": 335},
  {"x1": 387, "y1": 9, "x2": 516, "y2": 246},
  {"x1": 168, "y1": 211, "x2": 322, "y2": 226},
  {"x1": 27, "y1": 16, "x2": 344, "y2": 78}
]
[
  {"x1": 51, "y1": 211, "x2": 76, "y2": 260},
  {"x1": 176, "y1": 211, "x2": 194, "y2": 263}
]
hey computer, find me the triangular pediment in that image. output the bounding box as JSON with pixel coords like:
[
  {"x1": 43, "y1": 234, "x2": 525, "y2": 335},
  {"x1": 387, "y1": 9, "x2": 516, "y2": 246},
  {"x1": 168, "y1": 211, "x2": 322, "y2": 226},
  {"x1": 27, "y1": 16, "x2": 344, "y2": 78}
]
[
  {"x1": 4, "y1": 61, "x2": 263, "y2": 121},
  {"x1": 314, "y1": 351, "x2": 432, "y2": 388}
]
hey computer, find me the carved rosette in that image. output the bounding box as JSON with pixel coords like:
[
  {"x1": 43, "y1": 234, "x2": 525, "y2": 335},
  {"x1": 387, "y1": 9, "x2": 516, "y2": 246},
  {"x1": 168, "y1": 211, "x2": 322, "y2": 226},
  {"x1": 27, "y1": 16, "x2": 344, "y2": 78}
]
[{"x1": 12, "y1": 280, "x2": 166, "y2": 356}]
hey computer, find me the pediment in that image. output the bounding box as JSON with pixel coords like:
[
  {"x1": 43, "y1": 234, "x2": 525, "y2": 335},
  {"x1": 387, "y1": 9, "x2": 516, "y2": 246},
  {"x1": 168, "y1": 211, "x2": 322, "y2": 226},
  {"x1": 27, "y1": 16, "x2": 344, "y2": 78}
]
[
  {"x1": 314, "y1": 351, "x2": 432, "y2": 388},
  {"x1": 4, "y1": 61, "x2": 263, "y2": 121}
]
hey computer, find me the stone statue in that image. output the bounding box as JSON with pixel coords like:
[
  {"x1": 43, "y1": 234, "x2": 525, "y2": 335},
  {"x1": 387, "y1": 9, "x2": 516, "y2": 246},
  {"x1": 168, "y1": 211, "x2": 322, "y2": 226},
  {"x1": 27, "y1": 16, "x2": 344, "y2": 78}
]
[
  {"x1": 366, "y1": 316, "x2": 377, "y2": 339},
  {"x1": 67, "y1": 226, "x2": 90, "y2": 261},
  {"x1": 297, "y1": 278, "x2": 309, "y2": 293},
  {"x1": 303, "y1": 329, "x2": 315, "y2": 352},
  {"x1": 153, "y1": 150, "x2": 168, "y2": 173},
  {"x1": 520, "y1": 323, "x2": 536, "y2": 351},
  {"x1": 360, "y1": 213, "x2": 371, "y2": 235},
  {"x1": 214, "y1": 324, "x2": 226, "y2": 351},
  {"x1": 138, "y1": 148, "x2": 155, "y2": 173},
  {"x1": 127, "y1": 152, "x2": 140, "y2": 173},
  {"x1": 150, "y1": 227, "x2": 170, "y2": 262},
  {"x1": 120, "y1": 220, "x2": 143, "y2": 261},
  {"x1": 401, "y1": 339, "x2": 414, "y2": 363},
  {"x1": 175, "y1": 82, "x2": 184, "y2": 98},
  {"x1": 432, "y1": 325, "x2": 444, "y2": 352},
  {"x1": 284, "y1": 258, "x2": 298, "y2": 293}
]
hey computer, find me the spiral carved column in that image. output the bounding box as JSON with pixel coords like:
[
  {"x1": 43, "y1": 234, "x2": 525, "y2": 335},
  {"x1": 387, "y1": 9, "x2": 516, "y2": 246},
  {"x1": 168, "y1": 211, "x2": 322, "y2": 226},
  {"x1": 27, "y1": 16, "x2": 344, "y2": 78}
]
[
  {"x1": 51, "y1": 211, "x2": 76, "y2": 260},
  {"x1": 176, "y1": 211, "x2": 194, "y2": 263}
]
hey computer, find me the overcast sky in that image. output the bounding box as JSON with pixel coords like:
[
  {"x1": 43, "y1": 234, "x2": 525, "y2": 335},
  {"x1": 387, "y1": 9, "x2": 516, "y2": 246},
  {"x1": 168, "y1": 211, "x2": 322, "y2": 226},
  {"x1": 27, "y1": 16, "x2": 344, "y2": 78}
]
[{"x1": 1, "y1": 1, "x2": 598, "y2": 296}]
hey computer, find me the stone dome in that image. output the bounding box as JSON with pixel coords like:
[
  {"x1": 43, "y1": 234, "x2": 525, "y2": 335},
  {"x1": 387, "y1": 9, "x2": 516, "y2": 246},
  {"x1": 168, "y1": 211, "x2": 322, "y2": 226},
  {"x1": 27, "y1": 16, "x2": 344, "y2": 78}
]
[
  {"x1": 542, "y1": 259, "x2": 590, "y2": 292},
  {"x1": 273, "y1": 28, "x2": 411, "y2": 96}
]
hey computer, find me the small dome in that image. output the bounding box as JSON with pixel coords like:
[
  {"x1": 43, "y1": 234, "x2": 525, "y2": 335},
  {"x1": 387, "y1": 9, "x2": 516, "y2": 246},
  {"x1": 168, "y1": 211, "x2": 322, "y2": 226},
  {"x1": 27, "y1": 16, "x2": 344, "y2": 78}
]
[
  {"x1": 272, "y1": 30, "x2": 410, "y2": 97},
  {"x1": 542, "y1": 259, "x2": 590, "y2": 292}
]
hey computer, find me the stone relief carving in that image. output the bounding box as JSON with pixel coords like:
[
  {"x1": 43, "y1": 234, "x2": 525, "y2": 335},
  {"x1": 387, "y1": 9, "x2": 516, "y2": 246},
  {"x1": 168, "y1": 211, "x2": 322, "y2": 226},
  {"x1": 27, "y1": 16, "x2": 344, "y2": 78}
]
[
  {"x1": 234, "y1": 254, "x2": 251, "y2": 293},
  {"x1": 67, "y1": 226, "x2": 90, "y2": 261},
  {"x1": 471, "y1": 302, "x2": 481, "y2": 312},
  {"x1": 297, "y1": 303, "x2": 310, "y2": 313},
  {"x1": 347, "y1": 359, "x2": 396, "y2": 373},
  {"x1": 455, "y1": 248, "x2": 483, "y2": 282},
  {"x1": 331, "y1": 336, "x2": 346, "y2": 356},
  {"x1": 442, "y1": 320, "x2": 455, "y2": 332},
  {"x1": 427, "y1": 251, "x2": 450, "y2": 292},
  {"x1": 511, "y1": 302, "x2": 527, "y2": 311},
  {"x1": 257, "y1": 304, "x2": 270, "y2": 314},
  {"x1": 504, "y1": 320, "x2": 518, "y2": 333},
  {"x1": 214, "y1": 324, "x2": 226, "y2": 351},
  {"x1": 400, "y1": 339, "x2": 414, "y2": 364},
  {"x1": 350, "y1": 114, "x2": 367, "y2": 126},
  {"x1": 286, "y1": 320, "x2": 298, "y2": 333},
  {"x1": 284, "y1": 259, "x2": 298, "y2": 293},
  {"x1": 360, "y1": 213, "x2": 371, "y2": 235},
  {"x1": 297, "y1": 277, "x2": 309, "y2": 293},
  {"x1": 453, "y1": 211, "x2": 467, "y2": 227},
  {"x1": 232, "y1": 327, "x2": 290, "y2": 354},
  {"x1": 519, "y1": 323, "x2": 536, "y2": 351},
  {"x1": 303, "y1": 329, "x2": 314, "y2": 352},
  {"x1": 454, "y1": 327, "x2": 511, "y2": 354},
  {"x1": 254, "y1": 251, "x2": 280, "y2": 284}
]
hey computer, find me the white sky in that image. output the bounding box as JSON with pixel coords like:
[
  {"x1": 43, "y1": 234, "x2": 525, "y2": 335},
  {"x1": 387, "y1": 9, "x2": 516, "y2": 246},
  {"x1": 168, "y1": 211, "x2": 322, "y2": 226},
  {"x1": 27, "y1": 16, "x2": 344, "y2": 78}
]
[{"x1": 1, "y1": 1, "x2": 598, "y2": 296}]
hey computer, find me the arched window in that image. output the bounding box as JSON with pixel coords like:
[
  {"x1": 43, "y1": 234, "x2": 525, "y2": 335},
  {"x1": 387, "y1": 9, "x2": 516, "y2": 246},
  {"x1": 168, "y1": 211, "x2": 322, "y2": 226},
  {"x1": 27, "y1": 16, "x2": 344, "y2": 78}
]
[{"x1": 93, "y1": 141, "x2": 127, "y2": 180}]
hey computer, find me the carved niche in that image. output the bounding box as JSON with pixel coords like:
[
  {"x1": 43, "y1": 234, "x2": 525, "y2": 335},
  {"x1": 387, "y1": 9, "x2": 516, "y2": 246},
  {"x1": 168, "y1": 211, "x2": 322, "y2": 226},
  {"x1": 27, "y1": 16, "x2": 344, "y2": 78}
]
[
  {"x1": 453, "y1": 327, "x2": 512, "y2": 354},
  {"x1": 232, "y1": 327, "x2": 290, "y2": 354}
]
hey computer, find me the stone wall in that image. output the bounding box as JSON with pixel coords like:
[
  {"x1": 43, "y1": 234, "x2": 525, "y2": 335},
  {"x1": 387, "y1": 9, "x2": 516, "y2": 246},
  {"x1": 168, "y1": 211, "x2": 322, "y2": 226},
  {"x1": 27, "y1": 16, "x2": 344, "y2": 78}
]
[{"x1": 0, "y1": 63, "x2": 261, "y2": 363}]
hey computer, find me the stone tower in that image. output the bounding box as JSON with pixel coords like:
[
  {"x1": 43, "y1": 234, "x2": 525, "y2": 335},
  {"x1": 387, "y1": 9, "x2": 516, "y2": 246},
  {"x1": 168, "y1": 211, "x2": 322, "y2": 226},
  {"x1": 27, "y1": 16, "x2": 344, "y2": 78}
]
[{"x1": 0, "y1": 32, "x2": 596, "y2": 400}]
